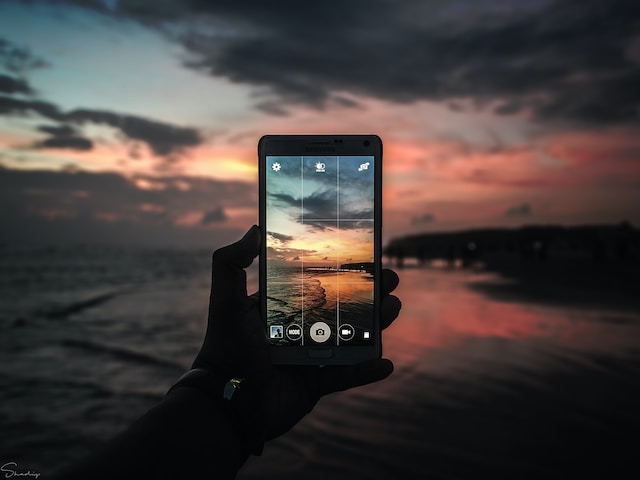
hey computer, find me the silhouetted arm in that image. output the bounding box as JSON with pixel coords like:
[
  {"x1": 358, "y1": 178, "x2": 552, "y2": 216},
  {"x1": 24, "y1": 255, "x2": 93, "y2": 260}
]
[
  {"x1": 55, "y1": 387, "x2": 247, "y2": 479},
  {"x1": 54, "y1": 225, "x2": 401, "y2": 479}
]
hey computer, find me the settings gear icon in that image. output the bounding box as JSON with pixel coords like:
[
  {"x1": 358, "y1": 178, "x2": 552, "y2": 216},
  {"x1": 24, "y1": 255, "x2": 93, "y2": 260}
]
[{"x1": 272, "y1": 162, "x2": 281, "y2": 172}]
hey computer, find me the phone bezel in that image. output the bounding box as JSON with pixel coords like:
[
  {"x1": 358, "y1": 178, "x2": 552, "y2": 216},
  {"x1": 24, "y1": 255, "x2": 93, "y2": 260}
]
[{"x1": 258, "y1": 134, "x2": 383, "y2": 365}]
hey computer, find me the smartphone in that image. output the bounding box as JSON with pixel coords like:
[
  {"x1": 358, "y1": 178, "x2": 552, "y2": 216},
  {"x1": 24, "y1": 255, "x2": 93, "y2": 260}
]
[{"x1": 259, "y1": 134, "x2": 382, "y2": 364}]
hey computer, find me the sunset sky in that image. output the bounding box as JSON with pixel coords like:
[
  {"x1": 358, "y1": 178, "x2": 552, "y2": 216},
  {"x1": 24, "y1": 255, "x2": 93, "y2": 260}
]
[
  {"x1": 1, "y1": 0, "x2": 639, "y2": 247},
  {"x1": 266, "y1": 155, "x2": 374, "y2": 266}
]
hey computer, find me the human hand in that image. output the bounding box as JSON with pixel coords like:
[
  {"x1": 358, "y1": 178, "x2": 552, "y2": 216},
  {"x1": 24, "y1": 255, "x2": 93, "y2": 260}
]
[{"x1": 192, "y1": 225, "x2": 401, "y2": 445}]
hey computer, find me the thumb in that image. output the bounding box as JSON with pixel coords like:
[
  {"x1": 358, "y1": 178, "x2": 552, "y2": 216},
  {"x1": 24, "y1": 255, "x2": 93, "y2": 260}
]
[
  {"x1": 210, "y1": 225, "x2": 260, "y2": 312},
  {"x1": 317, "y1": 359, "x2": 394, "y2": 397}
]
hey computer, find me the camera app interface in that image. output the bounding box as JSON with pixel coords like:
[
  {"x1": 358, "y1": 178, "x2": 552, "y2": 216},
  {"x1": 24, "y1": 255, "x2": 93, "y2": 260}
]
[{"x1": 266, "y1": 155, "x2": 375, "y2": 347}]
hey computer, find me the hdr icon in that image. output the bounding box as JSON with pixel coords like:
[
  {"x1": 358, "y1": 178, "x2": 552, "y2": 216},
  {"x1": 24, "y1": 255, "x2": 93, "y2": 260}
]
[{"x1": 286, "y1": 324, "x2": 303, "y2": 341}]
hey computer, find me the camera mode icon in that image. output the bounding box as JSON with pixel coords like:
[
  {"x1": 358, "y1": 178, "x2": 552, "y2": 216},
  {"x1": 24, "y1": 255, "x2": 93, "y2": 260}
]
[
  {"x1": 309, "y1": 321, "x2": 331, "y2": 343},
  {"x1": 286, "y1": 324, "x2": 303, "y2": 341}
]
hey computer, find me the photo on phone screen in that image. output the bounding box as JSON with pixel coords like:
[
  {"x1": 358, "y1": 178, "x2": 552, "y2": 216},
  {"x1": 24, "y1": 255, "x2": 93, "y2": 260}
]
[{"x1": 264, "y1": 153, "x2": 377, "y2": 351}]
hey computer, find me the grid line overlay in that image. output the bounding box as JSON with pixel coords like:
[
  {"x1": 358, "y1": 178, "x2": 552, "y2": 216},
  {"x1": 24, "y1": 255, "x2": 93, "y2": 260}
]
[{"x1": 266, "y1": 155, "x2": 374, "y2": 347}]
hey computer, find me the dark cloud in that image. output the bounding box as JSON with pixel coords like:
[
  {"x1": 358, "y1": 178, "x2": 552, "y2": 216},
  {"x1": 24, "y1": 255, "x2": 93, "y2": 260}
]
[
  {"x1": 0, "y1": 166, "x2": 255, "y2": 246},
  {"x1": 36, "y1": 135, "x2": 93, "y2": 151},
  {"x1": 504, "y1": 202, "x2": 533, "y2": 217},
  {"x1": 104, "y1": 0, "x2": 640, "y2": 125},
  {"x1": 412, "y1": 213, "x2": 436, "y2": 225},
  {"x1": 0, "y1": 95, "x2": 61, "y2": 118},
  {"x1": 268, "y1": 189, "x2": 371, "y2": 231},
  {"x1": 301, "y1": 189, "x2": 337, "y2": 220},
  {"x1": 0, "y1": 74, "x2": 33, "y2": 94},
  {"x1": 267, "y1": 231, "x2": 294, "y2": 242},
  {"x1": 0, "y1": 95, "x2": 202, "y2": 156},
  {"x1": 35, "y1": 124, "x2": 93, "y2": 151},
  {"x1": 37, "y1": 125, "x2": 76, "y2": 136},
  {"x1": 268, "y1": 192, "x2": 297, "y2": 207},
  {"x1": 0, "y1": 37, "x2": 50, "y2": 73},
  {"x1": 66, "y1": 108, "x2": 202, "y2": 156},
  {"x1": 201, "y1": 206, "x2": 227, "y2": 224}
]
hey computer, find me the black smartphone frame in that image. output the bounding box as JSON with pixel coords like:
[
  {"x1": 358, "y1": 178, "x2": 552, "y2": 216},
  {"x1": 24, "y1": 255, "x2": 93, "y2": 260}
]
[{"x1": 258, "y1": 134, "x2": 383, "y2": 365}]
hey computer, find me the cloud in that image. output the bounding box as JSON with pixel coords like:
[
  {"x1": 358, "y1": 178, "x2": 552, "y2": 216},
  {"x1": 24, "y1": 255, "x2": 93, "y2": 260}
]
[
  {"x1": 412, "y1": 213, "x2": 436, "y2": 225},
  {"x1": 35, "y1": 124, "x2": 93, "y2": 151},
  {"x1": 300, "y1": 189, "x2": 337, "y2": 220},
  {"x1": 504, "y1": 202, "x2": 533, "y2": 217},
  {"x1": 0, "y1": 95, "x2": 60, "y2": 118},
  {"x1": 0, "y1": 37, "x2": 50, "y2": 73},
  {"x1": 268, "y1": 189, "x2": 372, "y2": 231},
  {"x1": 0, "y1": 95, "x2": 202, "y2": 156},
  {"x1": 266, "y1": 245, "x2": 316, "y2": 261},
  {"x1": 36, "y1": 135, "x2": 93, "y2": 151},
  {"x1": 0, "y1": 74, "x2": 32, "y2": 94},
  {"x1": 65, "y1": 108, "x2": 202, "y2": 156},
  {"x1": 98, "y1": 0, "x2": 640, "y2": 125},
  {"x1": 201, "y1": 206, "x2": 227, "y2": 224},
  {"x1": 267, "y1": 231, "x2": 294, "y2": 242},
  {"x1": 0, "y1": 166, "x2": 256, "y2": 246}
]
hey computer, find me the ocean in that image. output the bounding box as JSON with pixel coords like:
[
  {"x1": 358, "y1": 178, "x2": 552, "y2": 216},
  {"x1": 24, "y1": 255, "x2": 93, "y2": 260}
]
[
  {"x1": 266, "y1": 265, "x2": 374, "y2": 346},
  {"x1": 1, "y1": 246, "x2": 639, "y2": 478}
]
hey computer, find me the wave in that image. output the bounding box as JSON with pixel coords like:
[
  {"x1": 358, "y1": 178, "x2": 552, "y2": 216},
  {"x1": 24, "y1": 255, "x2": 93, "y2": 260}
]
[
  {"x1": 44, "y1": 289, "x2": 128, "y2": 320},
  {"x1": 267, "y1": 276, "x2": 327, "y2": 325},
  {"x1": 61, "y1": 338, "x2": 184, "y2": 372}
]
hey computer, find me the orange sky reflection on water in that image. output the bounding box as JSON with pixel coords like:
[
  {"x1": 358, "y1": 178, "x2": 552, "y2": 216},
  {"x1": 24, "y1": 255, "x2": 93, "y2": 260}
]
[{"x1": 382, "y1": 268, "x2": 640, "y2": 372}]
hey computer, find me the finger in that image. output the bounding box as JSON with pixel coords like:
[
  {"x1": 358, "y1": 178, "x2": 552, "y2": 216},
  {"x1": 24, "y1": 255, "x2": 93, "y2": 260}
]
[
  {"x1": 381, "y1": 294, "x2": 401, "y2": 330},
  {"x1": 317, "y1": 358, "x2": 394, "y2": 396},
  {"x1": 210, "y1": 225, "x2": 260, "y2": 314},
  {"x1": 382, "y1": 269, "x2": 399, "y2": 295}
]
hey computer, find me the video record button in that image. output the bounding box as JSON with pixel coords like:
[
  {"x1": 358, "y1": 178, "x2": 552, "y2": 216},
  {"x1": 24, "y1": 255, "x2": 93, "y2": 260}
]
[{"x1": 338, "y1": 324, "x2": 355, "y2": 341}]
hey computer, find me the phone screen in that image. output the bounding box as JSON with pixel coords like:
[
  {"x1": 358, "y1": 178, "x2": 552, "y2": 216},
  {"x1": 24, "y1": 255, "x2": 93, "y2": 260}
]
[{"x1": 265, "y1": 155, "x2": 376, "y2": 349}]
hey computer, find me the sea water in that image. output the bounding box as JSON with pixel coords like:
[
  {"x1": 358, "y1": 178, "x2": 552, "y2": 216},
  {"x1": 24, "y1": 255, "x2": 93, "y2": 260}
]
[
  {"x1": 1, "y1": 246, "x2": 639, "y2": 478},
  {"x1": 266, "y1": 265, "x2": 374, "y2": 345}
]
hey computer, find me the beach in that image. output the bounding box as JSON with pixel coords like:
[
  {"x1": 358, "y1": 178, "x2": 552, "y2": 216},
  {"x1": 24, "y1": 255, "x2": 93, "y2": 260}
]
[
  {"x1": 1, "y1": 246, "x2": 639, "y2": 478},
  {"x1": 266, "y1": 268, "x2": 374, "y2": 345}
]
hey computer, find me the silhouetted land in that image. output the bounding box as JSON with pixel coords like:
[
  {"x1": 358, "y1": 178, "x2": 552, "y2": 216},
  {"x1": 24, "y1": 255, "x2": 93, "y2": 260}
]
[{"x1": 385, "y1": 222, "x2": 640, "y2": 311}]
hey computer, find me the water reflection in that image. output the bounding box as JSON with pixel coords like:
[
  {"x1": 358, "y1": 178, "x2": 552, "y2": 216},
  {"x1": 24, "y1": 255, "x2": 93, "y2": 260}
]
[
  {"x1": 385, "y1": 269, "x2": 639, "y2": 372},
  {"x1": 240, "y1": 266, "x2": 640, "y2": 480}
]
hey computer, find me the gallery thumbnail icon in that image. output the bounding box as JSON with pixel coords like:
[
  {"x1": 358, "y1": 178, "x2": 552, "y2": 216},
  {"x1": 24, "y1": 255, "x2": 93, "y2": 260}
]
[{"x1": 270, "y1": 325, "x2": 283, "y2": 339}]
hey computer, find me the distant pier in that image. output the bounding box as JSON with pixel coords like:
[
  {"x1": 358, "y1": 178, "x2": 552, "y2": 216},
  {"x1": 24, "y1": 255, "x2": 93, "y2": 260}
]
[{"x1": 306, "y1": 262, "x2": 374, "y2": 274}]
